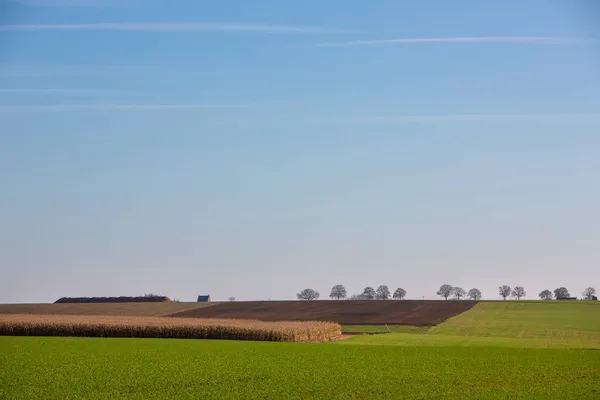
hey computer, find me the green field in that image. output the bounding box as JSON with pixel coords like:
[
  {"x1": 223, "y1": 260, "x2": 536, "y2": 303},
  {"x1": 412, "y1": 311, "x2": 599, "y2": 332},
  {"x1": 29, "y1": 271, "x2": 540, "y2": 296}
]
[
  {"x1": 342, "y1": 325, "x2": 429, "y2": 334},
  {"x1": 1, "y1": 336, "x2": 599, "y2": 399},
  {"x1": 338, "y1": 331, "x2": 600, "y2": 349},
  {"x1": 1, "y1": 300, "x2": 599, "y2": 399},
  {"x1": 429, "y1": 301, "x2": 600, "y2": 341},
  {"x1": 343, "y1": 301, "x2": 600, "y2": 349}
]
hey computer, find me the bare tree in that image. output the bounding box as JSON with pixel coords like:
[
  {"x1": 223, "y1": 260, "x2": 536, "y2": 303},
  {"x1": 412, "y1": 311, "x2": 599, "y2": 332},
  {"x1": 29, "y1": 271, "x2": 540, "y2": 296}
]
[
  {"x1": 376, "y1": 285, "x2": 391, "y2": 300},
  {"x1": 499, "y1": 285, "x2": 511, "y2": 300},
  {"x1": 468, "y1": 288, "x2": 482, "y2": 300},
  {"x1": 437, "y1": 284, "x2": 453, "y2": 300},
  {"x1": 297, "y1": 288, "x2": 320, "y2": 301},
  {"x1": 363, "y1": 286, "x2": 376, "y2": 300},
  {"x1": 554, "y1": 287, "x2": 570, "y2": 300},
  {"x1": 393, "y1": 288, "x2": 407, "y2": 300},
  {"x1": 582, "y1": 287, "x2": 596, "y2": 300},
  {"x1": 329, "y1": 285, "x2": 347, "y2": 300},
  {"x1": 511, "y1": 286, "x2": 526, "y2": 300},
  {"x1": 228, "y1": 296, "x2": 236, "y2": 302},
  {"x1": 451, "y1": 287, "x2": 466, "y2": 300},
  {"x1": 538, "y1": 289, "x2": 553, "y2": 300}
]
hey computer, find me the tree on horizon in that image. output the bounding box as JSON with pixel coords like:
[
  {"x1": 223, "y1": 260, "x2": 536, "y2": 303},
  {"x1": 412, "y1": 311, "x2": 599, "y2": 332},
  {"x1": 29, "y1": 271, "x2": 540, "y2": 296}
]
[
  {"x1": 451, "y1": 287, "x2": 466, "y2": 300},
  {"x1": 376, "y1": 285, "x2": 391, "y2": 300},
  {"x1": 363, "y1": 287, "x2": 376, "y2": 300},
  {"x1": 511, "y1": 286, "x2": 526, "y2": 300},
  {"x1": 297, "y1": 289, "x2": 320, "y2": 301},
  {"x1": 582, "y1": 287, "x2": 596, "y2": 300},
  {"x1": 437, "y1": 284, "x2": 453, "y2": 300},
  {"x1": 554, "y1": 287, "x2": 570, "y2": 300},
  {"x1": 468, "y1": 288, "x2": 482, "y2": 300},
  {"x1": 393, "y1": 288, "x2": 407, "y2": 300},
  {"x1": 499, "y1": 285, "x2": 511, "y2": 300},
  {"x1": 538, "y1": 290, "x2": 552, "y2": 300},
  {"x1": 329, "y1": 285, "x2": 347, "y2": 300}
]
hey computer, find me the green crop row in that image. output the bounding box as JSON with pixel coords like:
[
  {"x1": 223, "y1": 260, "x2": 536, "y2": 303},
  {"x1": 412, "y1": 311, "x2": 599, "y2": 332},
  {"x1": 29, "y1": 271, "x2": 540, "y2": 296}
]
[{"x1": 2, "y1": 336, "x2": 598, "y2": 399}]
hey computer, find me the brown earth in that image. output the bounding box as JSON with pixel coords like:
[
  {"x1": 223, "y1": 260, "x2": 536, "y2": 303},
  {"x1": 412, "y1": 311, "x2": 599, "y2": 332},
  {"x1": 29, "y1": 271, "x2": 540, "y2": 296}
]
[
  {"x1": 168, "y1": 300, "x2": 477, "y2": 326},
  {"x1": 0, "y1": 302, "x2": 216, "y2": 317}
]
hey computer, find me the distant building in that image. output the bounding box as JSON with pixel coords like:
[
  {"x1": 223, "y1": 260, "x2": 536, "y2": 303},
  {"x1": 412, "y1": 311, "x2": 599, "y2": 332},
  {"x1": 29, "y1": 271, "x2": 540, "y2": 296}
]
[{"x1": 197, "y1": 295, "x2": 211, "y2": 302}]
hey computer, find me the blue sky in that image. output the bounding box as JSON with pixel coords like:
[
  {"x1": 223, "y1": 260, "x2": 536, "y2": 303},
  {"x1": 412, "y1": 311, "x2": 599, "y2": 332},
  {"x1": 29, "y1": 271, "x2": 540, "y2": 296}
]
[{"x1": 1, "y1": 0, "x2": 599, "y2": 303}]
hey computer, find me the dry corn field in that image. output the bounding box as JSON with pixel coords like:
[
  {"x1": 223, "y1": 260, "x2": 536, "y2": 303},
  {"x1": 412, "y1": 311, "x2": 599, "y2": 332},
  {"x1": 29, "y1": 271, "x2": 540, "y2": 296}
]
[{"x1": 0, "y1": 314, "x2": 341, "y2": 342}]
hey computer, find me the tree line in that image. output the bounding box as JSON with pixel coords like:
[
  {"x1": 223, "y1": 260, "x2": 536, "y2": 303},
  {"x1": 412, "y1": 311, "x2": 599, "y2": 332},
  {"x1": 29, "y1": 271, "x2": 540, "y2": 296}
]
[
  {"x1": 296, "y1": 285, "x2": 597, "y2": 301},
  {"x1": 296, "y1": 285, "x2": 405, "y2": 301}
]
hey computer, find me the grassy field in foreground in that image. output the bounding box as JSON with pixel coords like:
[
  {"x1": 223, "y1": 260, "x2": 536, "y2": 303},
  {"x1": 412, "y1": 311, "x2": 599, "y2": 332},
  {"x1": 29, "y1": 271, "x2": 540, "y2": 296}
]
[{"x1": 1, "y1": 336, "x2": 599, "y2": 400}]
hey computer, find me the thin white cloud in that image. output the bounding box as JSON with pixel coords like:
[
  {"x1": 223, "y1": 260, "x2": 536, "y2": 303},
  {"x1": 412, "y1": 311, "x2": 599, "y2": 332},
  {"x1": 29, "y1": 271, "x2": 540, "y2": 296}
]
[
  {"x1": 9, "y1": 0, "x2": 96, "y2": 5},
  {"x1": 0, "y1": 89, "x2": 118, "y2": 94},
  {"x1": 318, "y1": 36, "x2": 586, "y2": 47},
  {"x1": 0, "y1": 65, "x2": 193, "y2": 78},
  {"x1": 8, "y1": 0, "x2": 146, "y2": 7},
  {"x1": 0, "y1": 22, "x2": 344, "y2": 34},
  {"x1": 362, "y1": 113, "x2": 600, "y2": 123},
  {"x1": 0, "y1": 103, "x2": 250, "y2": 112}
]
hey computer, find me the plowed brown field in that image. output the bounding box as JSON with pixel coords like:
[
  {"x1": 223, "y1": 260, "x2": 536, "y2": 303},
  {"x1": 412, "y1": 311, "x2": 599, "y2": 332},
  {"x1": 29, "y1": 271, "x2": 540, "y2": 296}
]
[
  {"x1": 168, "y1": 300, "x2": 477, "y2": 326},
  {"x1": 0, "y1": 302, "x2": 215, "y2": 317}
]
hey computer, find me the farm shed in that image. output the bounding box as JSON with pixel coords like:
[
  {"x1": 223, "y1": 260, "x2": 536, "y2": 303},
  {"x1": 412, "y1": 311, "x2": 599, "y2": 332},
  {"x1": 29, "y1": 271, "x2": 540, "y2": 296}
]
[{"x1": 197, "y1": 295, "x2": 211, "y2": 302}]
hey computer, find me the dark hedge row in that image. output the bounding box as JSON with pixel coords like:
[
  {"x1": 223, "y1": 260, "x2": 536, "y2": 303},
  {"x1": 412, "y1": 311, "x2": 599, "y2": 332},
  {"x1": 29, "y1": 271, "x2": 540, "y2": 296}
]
[{"x1": 54, "y1": 296, "x2": 172, "y2": 304}]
